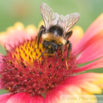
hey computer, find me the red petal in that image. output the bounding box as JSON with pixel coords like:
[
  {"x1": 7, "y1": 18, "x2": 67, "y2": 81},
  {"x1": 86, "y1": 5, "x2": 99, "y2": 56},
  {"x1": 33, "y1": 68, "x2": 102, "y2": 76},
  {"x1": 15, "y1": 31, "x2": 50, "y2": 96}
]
[
  {"x1": 7, "y1": 93, "x2": 31, "y2": 103},
  {"x1": 73, "y1": 13, "x2": 103, "y2": 56},
  {"x1": 7, "y1": 93, "x2": 45, "y2": 103},
  {"x1": 74, "y1": 57, "x2": 103, "y2": 73},
  {"x1": 0, "y1": 93, "x2": 13, "y2": 103},
  {"x1": 29, "y1": 95, "x2": 45, "y2": 103},
  {"x1": 45, "y1": 73, "x2": 103, "y2": 102},
  {"x1": 62, "y1": 73, "x2": 103, "y2": 94},
  {"x1": 76, "y1": 30, "x2": 103, "y2": 63},
  {"x1": 63, "y1": 73, "x2": 103, "y2": 85},
  {"x1": 45, "y1": 86, "x2": 64, "y2": 103}
]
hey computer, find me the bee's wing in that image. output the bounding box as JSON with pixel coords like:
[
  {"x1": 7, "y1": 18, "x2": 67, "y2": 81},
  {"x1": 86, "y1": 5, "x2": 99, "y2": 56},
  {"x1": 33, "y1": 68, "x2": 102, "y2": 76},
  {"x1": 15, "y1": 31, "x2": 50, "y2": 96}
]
[
  {"x1": 59, "y1": 13, "x2": 80, "y2": 35},
  {"x1": 40, "y1": 3, "x2": 59, "y2": 30},
  {"x1": 40, "y1": 3, "x2": 80, "y2": 35}
]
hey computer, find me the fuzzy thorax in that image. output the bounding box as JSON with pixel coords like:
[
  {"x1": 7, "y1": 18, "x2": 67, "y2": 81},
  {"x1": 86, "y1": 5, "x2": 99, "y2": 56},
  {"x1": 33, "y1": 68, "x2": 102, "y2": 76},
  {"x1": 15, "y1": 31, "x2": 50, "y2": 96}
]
[{"x1": 42, "y1": 33, "x2": 67, "y2": 45}]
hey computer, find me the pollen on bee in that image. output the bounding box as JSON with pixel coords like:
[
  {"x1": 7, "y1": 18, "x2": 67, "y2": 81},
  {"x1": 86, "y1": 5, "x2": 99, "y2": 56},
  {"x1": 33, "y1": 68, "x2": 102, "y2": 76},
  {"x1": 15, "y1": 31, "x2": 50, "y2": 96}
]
[{"x1": 48, "y1": 45, "x2": 51, "y2": 48}]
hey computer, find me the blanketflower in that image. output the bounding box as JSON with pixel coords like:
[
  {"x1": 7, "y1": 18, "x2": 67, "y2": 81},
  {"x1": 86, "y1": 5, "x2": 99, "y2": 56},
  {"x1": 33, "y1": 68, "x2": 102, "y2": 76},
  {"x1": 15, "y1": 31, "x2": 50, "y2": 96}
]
[{"x1": 0, "y1": 14, "x2": 103, "y2": 103}]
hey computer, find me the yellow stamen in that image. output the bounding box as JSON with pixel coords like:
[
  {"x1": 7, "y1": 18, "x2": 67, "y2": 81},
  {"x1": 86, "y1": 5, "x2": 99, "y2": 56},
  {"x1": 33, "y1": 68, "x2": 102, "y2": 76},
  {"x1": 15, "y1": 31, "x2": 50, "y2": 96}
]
[{"x1": 12, "y1": 39, "x2": 45, "y2": 66}]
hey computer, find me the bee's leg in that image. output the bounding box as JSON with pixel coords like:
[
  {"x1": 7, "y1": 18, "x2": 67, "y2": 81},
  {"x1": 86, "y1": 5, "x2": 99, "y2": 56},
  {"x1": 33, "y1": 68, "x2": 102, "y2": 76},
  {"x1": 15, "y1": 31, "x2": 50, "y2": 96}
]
[
  {"x1": 33, "y1": 25, "x2": 45, "y2": 51},
  {"x1": 65, "y1": 30, "x2": 72, "y2": 40},
  {"x1": 66, "y1": 41, "x2": 72, "y2": 69},
  {"x1": 39, "y1": 25, "x2": 45, "y2": 30},
  {"x1": 55, "y1": 51, "x2": 58, "y2": 64},
  {"x1": 60, "y1": 44, "x2": 64, "y2": 55},
  {"x1": 37, "y1": 25, "x2": 45, "y2": 47},
  {"x1": 66, "y1": 40, "x2": 72, "y2": 60}
]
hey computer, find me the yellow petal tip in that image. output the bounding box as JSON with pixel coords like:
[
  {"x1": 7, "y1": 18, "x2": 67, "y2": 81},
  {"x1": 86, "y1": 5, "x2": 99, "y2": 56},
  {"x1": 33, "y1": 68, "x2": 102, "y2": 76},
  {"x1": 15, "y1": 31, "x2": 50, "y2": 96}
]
[
  {"x1": 26, "y1": 25, "x2": 38, "y2": 36},
  {"x1": 14, "y1": 22, "x2": 24, "y2": 30},
  {"x1": 73, "y1": 26, "x2": 84, "y2": 38}
]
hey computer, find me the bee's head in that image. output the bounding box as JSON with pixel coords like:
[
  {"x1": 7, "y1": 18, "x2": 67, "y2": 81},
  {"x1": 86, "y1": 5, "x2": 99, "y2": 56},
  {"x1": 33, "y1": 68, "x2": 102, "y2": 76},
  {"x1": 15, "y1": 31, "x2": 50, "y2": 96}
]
[{"x1": 43, "y1": 41, "x2": 58, "y2": 55}]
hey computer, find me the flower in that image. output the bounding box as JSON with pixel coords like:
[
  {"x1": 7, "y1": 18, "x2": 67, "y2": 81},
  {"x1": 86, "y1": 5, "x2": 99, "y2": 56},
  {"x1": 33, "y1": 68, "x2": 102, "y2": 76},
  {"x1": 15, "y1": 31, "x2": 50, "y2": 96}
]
[{"x1": 0, "y1": 14, "x2": 103, "y2": 103}]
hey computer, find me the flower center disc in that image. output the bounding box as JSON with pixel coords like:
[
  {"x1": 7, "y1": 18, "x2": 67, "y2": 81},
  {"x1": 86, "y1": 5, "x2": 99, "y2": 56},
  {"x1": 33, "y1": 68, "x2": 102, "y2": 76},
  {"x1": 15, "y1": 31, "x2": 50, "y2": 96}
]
[{"x1": 1, "y1": 38, "x2": 77, "y2": 95}]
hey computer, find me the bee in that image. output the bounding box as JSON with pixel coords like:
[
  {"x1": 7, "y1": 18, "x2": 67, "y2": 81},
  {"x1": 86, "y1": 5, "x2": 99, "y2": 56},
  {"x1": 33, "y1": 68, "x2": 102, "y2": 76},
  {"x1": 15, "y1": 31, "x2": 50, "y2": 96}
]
[{"x1": 37, "y1": 3, "x2": 80, "y2": 61}]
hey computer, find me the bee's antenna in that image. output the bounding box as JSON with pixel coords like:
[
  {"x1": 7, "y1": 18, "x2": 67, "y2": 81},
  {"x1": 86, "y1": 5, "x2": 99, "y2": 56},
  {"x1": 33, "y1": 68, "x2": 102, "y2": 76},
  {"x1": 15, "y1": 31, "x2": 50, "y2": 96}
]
[
  {"x1": 55, "y1": 51, "x2": 58, "y2": 63},
  {"x1": 32, "y1": 46, "x2": 39, "y2": 52},
  {"x1": 38, "y1": 50, "x2": 47, "y2": 60}
]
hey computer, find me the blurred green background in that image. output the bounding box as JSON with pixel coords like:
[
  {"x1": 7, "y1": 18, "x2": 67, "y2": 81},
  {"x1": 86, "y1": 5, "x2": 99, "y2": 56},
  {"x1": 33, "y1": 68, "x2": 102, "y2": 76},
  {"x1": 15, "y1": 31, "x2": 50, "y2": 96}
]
[
  {"x1": 0, "y1": 0, "x2": 103, "y2": 31},
  {"x1": 0, "y1": 0, "x2": 103, "y2": 95}
]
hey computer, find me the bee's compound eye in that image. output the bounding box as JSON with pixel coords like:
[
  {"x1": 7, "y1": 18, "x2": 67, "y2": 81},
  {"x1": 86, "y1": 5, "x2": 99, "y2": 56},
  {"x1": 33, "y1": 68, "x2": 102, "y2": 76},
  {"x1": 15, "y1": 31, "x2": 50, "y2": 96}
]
[
  {"x1": 50, "y1": 43, "x2": 57, "y2": 50},
  {"x1": 53, "y1": 44, "x2": 57, "y2": 50},
  {"x1": 55, "y1": 45, "x2": 57, "y2": 50},
  {"x1": 46, "y1": 43, "x2": 49, "y2": 49},
  {"x1": 43, "y1": 41, "x2": 47, "y2": 48}
]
